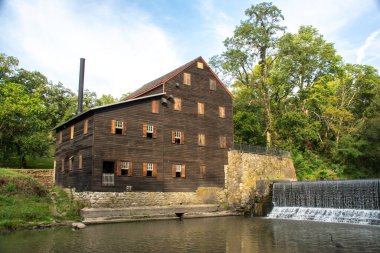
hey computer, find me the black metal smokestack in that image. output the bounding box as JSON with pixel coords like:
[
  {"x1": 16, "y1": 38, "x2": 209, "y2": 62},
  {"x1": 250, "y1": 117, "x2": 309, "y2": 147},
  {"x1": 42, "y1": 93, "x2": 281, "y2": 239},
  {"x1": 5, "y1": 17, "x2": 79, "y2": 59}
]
[{"x1": 78, "y1": 58, "x2": 85, "y2": 114}]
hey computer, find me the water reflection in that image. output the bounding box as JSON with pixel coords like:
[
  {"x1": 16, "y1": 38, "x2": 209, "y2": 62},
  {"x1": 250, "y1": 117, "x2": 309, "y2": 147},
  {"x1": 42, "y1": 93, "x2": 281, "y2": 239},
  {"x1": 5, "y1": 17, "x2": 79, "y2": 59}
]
[{"x1": 0, "y1": 217, "x2": 379, "y2": 253}]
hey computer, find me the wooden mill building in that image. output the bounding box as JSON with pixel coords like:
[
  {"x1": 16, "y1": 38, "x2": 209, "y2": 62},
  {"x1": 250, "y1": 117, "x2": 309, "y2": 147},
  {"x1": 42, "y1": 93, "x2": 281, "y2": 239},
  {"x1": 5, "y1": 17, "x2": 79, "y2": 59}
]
[{"x1": 54, "y1": 57, "x2": 233, "y2": 192}]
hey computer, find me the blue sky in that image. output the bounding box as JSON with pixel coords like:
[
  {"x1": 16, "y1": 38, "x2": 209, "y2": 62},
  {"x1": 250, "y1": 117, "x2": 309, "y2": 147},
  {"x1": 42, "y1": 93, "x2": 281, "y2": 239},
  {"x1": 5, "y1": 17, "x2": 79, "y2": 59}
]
[{"x1": 1, "y1": 0, "x2": 379, "y2": 98}]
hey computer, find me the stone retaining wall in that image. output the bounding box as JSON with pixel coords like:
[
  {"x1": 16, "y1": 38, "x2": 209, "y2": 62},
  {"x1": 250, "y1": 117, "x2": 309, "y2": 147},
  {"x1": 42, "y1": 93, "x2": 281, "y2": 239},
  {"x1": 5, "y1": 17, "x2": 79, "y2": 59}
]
[
  {"x1": 14, "y1": 169, "x2": 54, "y2": 188},
  {"x1": 70, "y1": 187, "x2": 225, "y2": 208},
  {"x1": 225, "y1": 151, "x2": 296, "y2": 209}
]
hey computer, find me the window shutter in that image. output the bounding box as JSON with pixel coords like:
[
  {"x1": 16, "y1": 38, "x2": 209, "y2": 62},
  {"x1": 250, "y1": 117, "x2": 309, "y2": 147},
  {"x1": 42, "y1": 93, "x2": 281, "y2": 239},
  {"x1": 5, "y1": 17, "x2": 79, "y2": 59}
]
[
  {"x1": 70, "y1": 126, "x2": 74, "y2": 139},
  {"x1": 153, "y1": 125, "x2": 157, "y2": 138},
  {"x1": 122, "y1": 121, "x2": 127, "y2": 135},
  {"x1": 143, "y1": 124, "x2": 147, "y2": 137},
  {"x1": 180, "y1": 132, "x2": 185, "y2": 144},
  {"x1": 184, "y1": 73, "x2": 191, "y2": 85},
  {"x1": 172, "y1": 164, "x2": 176, "y2": 177},
  {"x1": 153, "y1": 163, "x2": 158, "y2": 177},
  {"x1": 57, "y1": 131, "x2": 62, "y2": 144},
  {"x1": 79, "y1": 154, "x2": 83, "y2": 169},
  {"x1": 200, "y1": 165, "x2": 206, "y2": 179},
  {"x1": 84, "y1": 120, "x2": 88, "y2": 135},
  {"x1": 152, "y1": 100, "x2": 159, "y2": 113},
  {"x1": 143, "y1": 163, "x2": 147, "y2": 176},
  {"x1": 172, "y1": 130, "x2": 175, "y2": 144},
  {"x1": 111, "y1": 120, "x2": 116, "y2": 134},
  {"x1": 181, "y1": 164, "x2": 186, "y2": 178},
  {"x1": 128, "y1": 162, "x2": 133, "y2": 176},
  {"x1": 116, "y1": 160, "x2": 121, "y2": 176}
]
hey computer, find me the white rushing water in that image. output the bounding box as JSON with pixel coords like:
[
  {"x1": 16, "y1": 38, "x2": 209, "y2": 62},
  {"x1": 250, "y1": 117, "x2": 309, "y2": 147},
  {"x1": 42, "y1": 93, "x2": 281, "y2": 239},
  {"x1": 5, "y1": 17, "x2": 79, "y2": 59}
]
[{"x1": 268, "y1": 206, "x2": 380, "y2": 225}]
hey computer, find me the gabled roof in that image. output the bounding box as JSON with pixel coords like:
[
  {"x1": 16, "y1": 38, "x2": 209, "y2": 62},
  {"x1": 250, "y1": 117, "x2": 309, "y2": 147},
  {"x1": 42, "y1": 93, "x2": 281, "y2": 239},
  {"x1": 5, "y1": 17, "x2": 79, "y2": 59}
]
[
  {"x1": 127, "y1": 56, "x2": 233, "y2": 100},
  {"x1": 53, "y1": 92, "x2": 166, "y2": 131}
]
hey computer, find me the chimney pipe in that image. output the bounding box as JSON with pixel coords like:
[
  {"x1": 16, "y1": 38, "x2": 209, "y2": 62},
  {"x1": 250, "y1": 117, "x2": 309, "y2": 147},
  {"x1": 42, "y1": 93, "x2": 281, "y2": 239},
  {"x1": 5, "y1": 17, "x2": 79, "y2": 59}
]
[{"x1": 78, "y1": 58, "x2": 85, "y2": 114}]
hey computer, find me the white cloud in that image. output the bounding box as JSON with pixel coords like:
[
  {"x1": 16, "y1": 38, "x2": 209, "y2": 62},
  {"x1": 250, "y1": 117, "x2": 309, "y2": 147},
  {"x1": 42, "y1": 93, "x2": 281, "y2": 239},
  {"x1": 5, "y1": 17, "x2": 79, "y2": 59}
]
[
  {"x1": 1, "y1": 0, "x2": 181, "y2": 98},
  {"x1": 356, "y1": 29, "x2": 380, "y2": 65}
]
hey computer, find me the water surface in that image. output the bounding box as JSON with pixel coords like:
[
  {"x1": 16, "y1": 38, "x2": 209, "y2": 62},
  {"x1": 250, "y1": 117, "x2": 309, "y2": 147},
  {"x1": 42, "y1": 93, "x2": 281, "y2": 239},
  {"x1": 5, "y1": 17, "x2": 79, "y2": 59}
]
[{"x1": 0, "y1": 217, "x2": 379, "y2": 253}]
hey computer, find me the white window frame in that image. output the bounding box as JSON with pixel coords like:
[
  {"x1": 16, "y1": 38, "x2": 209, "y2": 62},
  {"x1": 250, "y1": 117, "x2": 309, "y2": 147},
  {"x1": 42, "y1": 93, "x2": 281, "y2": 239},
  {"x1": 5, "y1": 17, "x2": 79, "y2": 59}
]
[
  {"x1": 147, "y1": 125, "x2": 154, "y2": 134},
  {"x1": 147, "y1": 163, "x2": 154, "y2": 171},
  {"x1": 116, "y1": 120, "x2": 123, "y2": 129},
  {"x1": 175, "y1": 131, "x2": 181, "y2": 142},
  {"x1": 121, "y1": 161, "x2": 129, "y2": 170},
  {"x1": 176, "y1": 164, "x2": 182, "y2": 173}
]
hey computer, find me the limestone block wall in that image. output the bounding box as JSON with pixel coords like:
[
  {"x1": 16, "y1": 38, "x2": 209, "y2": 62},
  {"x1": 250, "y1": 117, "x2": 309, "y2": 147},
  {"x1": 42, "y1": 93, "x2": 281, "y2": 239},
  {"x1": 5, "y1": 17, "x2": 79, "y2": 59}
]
[
  {"x1": 225, "y1": 151, "x2": 296, "y2": 208},
  {"x1": 71, "y1": 187, "x2": 225, "y2": 208}
]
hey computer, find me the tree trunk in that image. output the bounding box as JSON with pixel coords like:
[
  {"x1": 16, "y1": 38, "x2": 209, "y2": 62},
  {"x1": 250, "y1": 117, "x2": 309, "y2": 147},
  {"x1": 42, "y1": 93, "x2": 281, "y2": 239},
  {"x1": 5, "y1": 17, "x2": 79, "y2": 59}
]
[{"x1": 21, "y1": 155, "x2": 27, "y2": 168}]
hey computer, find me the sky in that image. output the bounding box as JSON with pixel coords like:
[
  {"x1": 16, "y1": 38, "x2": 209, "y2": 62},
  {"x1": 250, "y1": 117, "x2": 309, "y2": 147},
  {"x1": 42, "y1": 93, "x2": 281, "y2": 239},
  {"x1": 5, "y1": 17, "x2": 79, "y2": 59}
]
[{"x1": 1, "y1": 0, "x2": 380, "y2": 99}]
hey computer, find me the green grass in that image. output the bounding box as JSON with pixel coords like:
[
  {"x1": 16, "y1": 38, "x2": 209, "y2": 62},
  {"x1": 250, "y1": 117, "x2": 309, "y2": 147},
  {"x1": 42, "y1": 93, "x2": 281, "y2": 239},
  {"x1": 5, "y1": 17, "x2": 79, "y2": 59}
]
[{"x1": 0, "y1": 168, "x2": 80, "y2": 232}]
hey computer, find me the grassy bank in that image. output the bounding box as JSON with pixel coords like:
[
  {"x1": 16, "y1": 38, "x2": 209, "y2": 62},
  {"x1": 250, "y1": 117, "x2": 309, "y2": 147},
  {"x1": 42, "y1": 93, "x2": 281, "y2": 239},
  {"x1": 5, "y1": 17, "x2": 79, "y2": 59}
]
[{"x1": 0, "y1": 168, "x2": 80, "y2": 233}]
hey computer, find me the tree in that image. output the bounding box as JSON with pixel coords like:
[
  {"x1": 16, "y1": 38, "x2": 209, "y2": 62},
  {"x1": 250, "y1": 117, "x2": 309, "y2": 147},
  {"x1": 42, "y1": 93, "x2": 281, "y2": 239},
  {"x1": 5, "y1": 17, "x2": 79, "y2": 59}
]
[
  {"x1": 211, "y1": 2, "x2": 285, "y2": 147},
  {"x1": 96, "y1": 94, "x2": 117, "y2": 106},
  {"x1": 0, "y1": 82, "x2": 50, "y2": 167}
]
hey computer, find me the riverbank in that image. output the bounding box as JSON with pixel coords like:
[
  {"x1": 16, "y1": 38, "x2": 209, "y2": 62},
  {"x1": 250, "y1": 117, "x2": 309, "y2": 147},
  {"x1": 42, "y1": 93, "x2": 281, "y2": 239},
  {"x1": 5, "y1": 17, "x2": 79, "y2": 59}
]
[{"x1": 0, "y1": 168, "x2": 81, "y2": 234}]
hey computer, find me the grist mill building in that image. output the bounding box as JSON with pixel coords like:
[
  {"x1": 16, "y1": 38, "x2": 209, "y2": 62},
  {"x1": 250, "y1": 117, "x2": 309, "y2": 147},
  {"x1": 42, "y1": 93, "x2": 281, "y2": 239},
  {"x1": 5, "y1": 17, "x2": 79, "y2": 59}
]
[{"x1": 53, "y1": 56, "x2": 233, "y2": 192}]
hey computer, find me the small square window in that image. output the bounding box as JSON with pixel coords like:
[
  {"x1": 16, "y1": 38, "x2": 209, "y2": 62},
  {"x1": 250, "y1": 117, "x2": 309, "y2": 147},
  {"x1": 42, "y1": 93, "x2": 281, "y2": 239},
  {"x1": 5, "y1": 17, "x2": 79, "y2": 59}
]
[
  {"x1": 175, "y1": 131, "x2": 181, "y2": 144},
  {"x1": 175, "y1": 164, "x2": 182, "y2": 177},
  {"x1": 210, "y1": 79, "x2": 216, "y2": 91},
  {"x1": 147, "y1": 125, "x2": 154, "y2": 138},
  {"x1": 121, "y1": 161, "x2": 130, "y2": 176},
  {"x1": 147, "y1": 163, "x2": 153, "y2": 177},
  {"x1": 184, "y1": 73, "x2": 191, "y2": 85},
  {"x1": 197, "y1": 62, "x2": 204, "y2": 69},
  {"x1": 115, "y1": 120, "x2": 123, "y2": 135},
  {"x1": 174, "y1": 97, "x2": 182, "y2": 111}
]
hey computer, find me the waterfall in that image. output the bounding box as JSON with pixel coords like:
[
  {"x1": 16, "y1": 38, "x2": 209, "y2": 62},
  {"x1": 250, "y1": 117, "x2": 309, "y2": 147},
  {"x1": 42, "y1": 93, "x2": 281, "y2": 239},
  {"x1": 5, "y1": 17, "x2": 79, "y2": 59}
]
[{"x1": 267, "y1": 179, "x2": 380, "y2": 225}]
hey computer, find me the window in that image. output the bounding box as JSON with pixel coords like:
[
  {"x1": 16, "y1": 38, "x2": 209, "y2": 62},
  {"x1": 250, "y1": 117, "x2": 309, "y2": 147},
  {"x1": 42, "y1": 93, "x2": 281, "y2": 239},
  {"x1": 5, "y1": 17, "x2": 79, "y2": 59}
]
[
  {"x1": 116, "y1": 161, "x2": 132, "y2": 176},
  {"x1": 57, "y1": 131, "x2": 62, "y2": 144},
  {"x1": 198, "y1": 133, "x2": 206, "y2": 146},
  {"x1": 197, "y1": 61, "x2": 204, "y2": 69},
  {"x1": 143, "y1": 124, "x2": 157, "y2": 138},
  {"x1": 143, "y1": 163, "x2": 157, "y2": 177},
  {"x1": 198, "y1": 102, "x2": 204, "y2": 115},
  {"x1": 183, "y1": 73, "x2": 191, "y2": 85},
  {"x1": 70, "y1": 125, "x2": 74, "y2": 139},
  {"x1": 172, "y1": 130, "x2": 184, "y2": 144},
  {"x1": 83, "y1": 119, "x2": 88, "y2": 134},
  {"x1": 174, "y1": 97, "x2": 182, "y2": 111},
  {"x1": 200, "y1": 165, "x2": 206, "y2": 179},
  {"x1": 152, "y1": 100, "x2": 159, "y2": 114},
  {"x1": 219, "y1": 106, "x2": 226, "y2": 118},
  {"x1": 210, "y1": 79, "x2": 216, "y2": 91},
  {"x1": 219, "y1": 135, "x2": 227, "y2": 148},
  {"x1": 102, "y1": 161, "x2": 115, "y2": 186},
  {"x1": 111, "y1": 120, "x2": 127, "y2": 135},
  {"x1": 172, "y1": 164, "x2": 186, "y2": 178},
  {"x1": 79, "y1": 154, "x2": 83, "y2": 169}
]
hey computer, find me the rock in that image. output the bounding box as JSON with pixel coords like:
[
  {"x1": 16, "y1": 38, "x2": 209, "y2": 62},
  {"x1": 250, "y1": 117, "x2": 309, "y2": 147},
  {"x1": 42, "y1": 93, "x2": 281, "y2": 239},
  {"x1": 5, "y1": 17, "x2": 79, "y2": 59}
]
[{"x1": 72, "y1": 222, "x2": 86, "y2": 229}]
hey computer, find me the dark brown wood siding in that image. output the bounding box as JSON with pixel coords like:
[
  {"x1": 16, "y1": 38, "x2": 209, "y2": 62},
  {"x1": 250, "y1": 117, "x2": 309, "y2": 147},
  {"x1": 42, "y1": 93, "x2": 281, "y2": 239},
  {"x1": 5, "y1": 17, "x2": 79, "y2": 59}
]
[{"x1": 54, "y1": 116, "x2": 94, "y2": 190}]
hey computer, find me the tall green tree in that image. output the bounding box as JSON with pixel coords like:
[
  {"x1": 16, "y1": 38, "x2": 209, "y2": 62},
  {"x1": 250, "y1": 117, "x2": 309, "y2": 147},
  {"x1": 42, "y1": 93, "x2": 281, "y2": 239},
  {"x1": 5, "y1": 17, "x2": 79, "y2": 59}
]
[{"x1": 211, "y1": 2, "x2": 285, "y2": 147}]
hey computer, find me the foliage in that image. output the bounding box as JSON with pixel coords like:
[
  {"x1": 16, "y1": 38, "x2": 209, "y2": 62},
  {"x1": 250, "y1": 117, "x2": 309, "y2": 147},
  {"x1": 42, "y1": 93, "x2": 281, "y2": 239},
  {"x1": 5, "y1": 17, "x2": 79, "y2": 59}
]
[
  {"x1": 212, "y1": 3, "x2": 380, "y2": 179},
  {"x1": 0, "y1": 168, "x2": 80, "y2": 231}
]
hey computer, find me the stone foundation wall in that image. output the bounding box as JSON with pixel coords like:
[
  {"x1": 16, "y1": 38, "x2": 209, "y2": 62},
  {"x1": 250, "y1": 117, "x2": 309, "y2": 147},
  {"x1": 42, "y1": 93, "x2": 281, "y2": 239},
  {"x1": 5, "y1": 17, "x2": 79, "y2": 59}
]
[
  {"x1": 14, "y1": 169, "x2": 54, "y2": 188},
  {"x1": 225, "y1": 151, "x2": 296, "y2": 209},
  {"x1": 70, "y1": 187, "x2": 225, "y2": 208}
]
